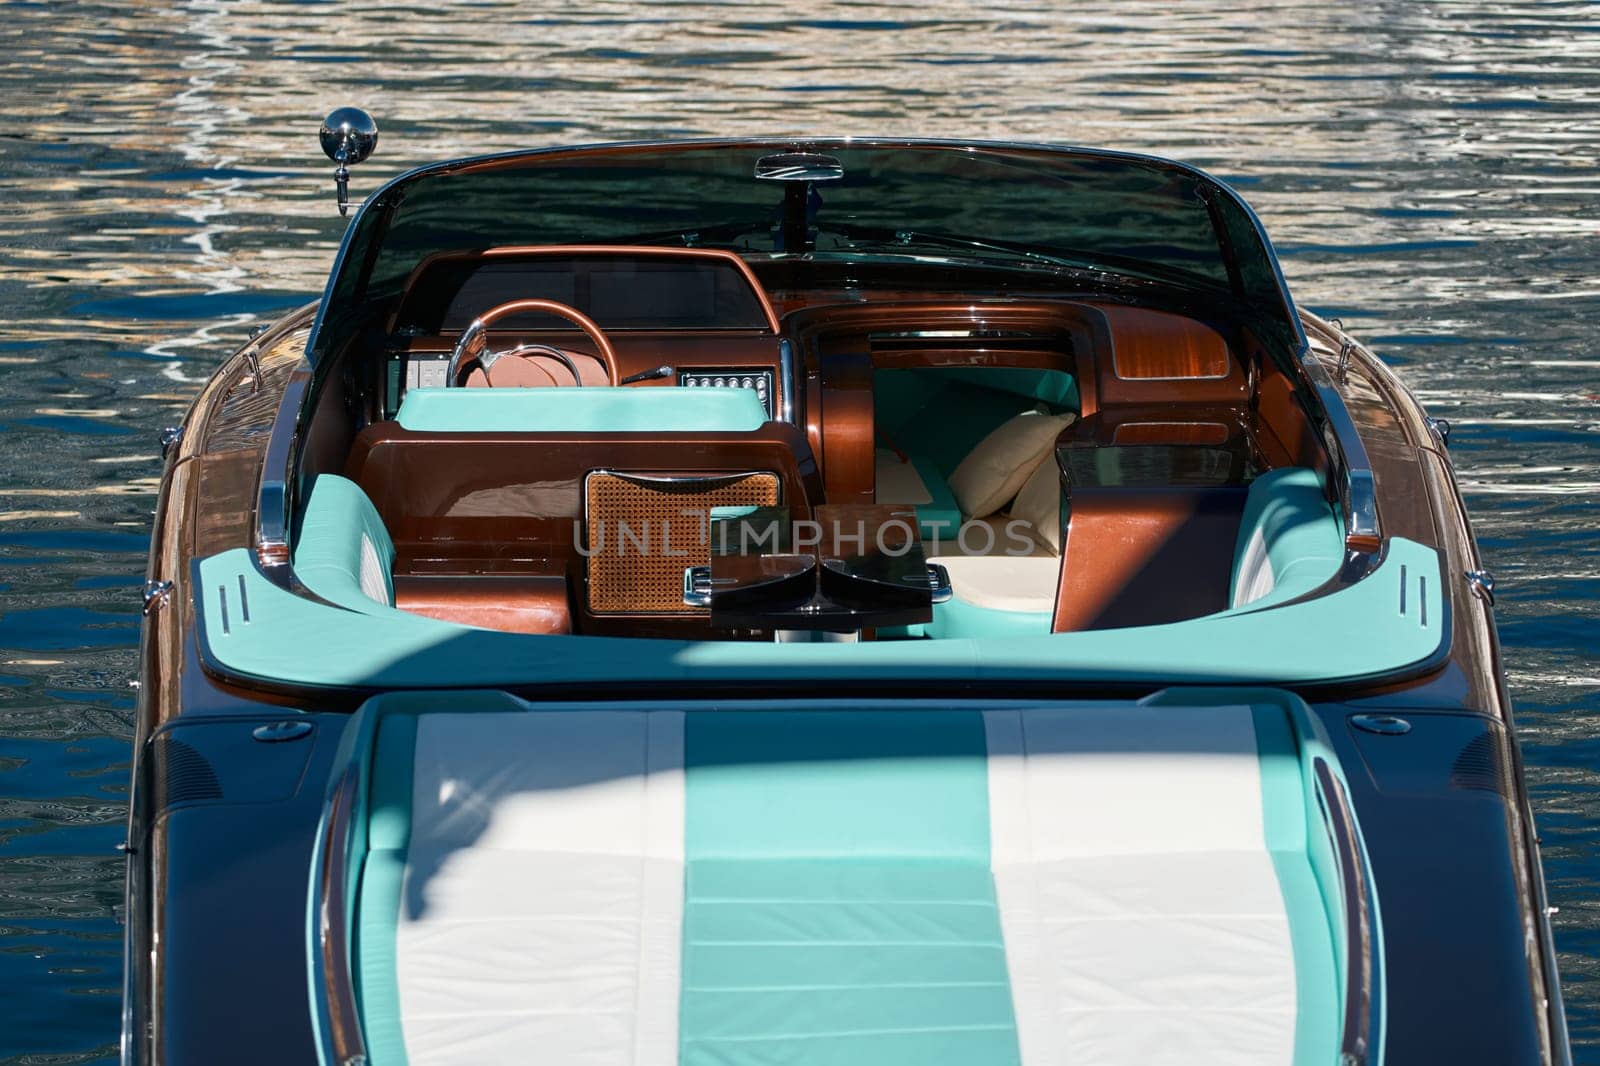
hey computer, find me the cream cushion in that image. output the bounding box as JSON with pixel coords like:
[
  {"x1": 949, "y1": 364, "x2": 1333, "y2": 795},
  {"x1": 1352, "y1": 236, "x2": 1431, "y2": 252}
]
[
  {"x1": 874, "y1": 448, "x2": 933, "y2": 505},
  {"x1": 1009, "y1": 456, "x2": 1064, "y2": 554},
  {"x1": 927, "y1": 517, "x2": 1053, "y2": 559},
  {"x1": 929, "y1": 555, "x2": 1061, "y2": 613},
  {"x1": 947, "y1": 411, "x2": 1075, "y2": 519}
]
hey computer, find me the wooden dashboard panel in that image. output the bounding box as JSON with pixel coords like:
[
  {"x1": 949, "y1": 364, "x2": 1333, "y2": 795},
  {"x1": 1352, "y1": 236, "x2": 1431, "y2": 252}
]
[
  {"x1": 1083, "y1": 304, "x2": 1247, "y2": 412},
  {"x1": 1105, "y1": 305, "x2": 1231, "y2": 379}
]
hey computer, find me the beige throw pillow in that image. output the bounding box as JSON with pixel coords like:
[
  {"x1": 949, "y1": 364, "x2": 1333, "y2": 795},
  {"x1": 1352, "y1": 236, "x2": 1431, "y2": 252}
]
[
  {"x1": 1010, "y1": 454, "x2": 1064, "y2": 554},
  {"x1": 947, "y1": 410, "x2": 1075, "y2": 518}
]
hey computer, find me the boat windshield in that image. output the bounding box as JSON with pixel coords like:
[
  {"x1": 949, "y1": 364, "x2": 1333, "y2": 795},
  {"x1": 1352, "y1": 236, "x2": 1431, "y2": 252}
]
[{"x1": 322, "y1": 141, "x2": 1296, "y2": 353}]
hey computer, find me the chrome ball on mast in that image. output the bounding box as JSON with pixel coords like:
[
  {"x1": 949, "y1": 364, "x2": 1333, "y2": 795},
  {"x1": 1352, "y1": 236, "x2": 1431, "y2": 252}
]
[{"x1": 319, "y1": 107, "x2": 378, "y2": 217}]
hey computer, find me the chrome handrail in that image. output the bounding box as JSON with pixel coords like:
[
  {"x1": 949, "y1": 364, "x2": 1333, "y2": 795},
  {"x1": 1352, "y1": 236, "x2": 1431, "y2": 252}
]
[
  {"x1": 310, "y1": 767, "x2": 367, "y2": 1066},
  {"x1": 1295, "y1": 340, "x2": 1382, "y2": 554},
  {"x1": 1314, "y1": 756, "x2": 1380, "y2": 1066},
  {"x1": 254, "y1": 361, "x2": 313, "y2": 578}
]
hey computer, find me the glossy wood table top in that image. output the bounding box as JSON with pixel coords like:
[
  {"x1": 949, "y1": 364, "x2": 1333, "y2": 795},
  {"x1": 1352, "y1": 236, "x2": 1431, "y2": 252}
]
[
  {"x1": 708, "y1": 503, "x2": 933, "y2": 630},
  {"x1": 1058, "y1": 406, "x2": 1258, "y2": 490}
]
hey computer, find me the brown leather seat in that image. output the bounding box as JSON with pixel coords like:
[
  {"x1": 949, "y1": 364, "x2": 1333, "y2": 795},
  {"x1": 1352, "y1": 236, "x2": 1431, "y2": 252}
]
[{"x1": 392, "y1": 573, "x2": 573, "y2": 635}]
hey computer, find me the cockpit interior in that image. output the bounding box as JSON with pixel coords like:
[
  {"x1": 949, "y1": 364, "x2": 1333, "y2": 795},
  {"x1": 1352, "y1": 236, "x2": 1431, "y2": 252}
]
[{"x1": 281, "y1": 240, "x2": 1344, "y2": 646}]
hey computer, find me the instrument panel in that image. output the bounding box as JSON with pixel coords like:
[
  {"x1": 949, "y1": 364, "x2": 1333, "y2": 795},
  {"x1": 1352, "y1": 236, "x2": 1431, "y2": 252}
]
[
  {"x1": 679, "y1": 367, "x2": 775, "y2": 418},
  {"x1": 384, "y1": 352, "x2": 782, "y2": 422}
]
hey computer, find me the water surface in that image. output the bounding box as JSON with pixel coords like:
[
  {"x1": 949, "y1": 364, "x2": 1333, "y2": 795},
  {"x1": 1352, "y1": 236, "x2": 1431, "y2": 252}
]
[{"x1": 1, "y1": 2, "x2": 1596, "y2": 1061}]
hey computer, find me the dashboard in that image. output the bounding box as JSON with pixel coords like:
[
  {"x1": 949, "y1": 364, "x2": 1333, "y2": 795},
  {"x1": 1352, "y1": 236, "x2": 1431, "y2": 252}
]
[{"x1": 383, "y1": 245, "x2": 789, "y2": 421}]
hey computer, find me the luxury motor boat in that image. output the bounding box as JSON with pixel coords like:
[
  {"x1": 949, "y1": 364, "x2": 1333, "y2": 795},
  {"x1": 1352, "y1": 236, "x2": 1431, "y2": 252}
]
[{"x1": 122, "y1": 111, "x2": 1570, "y2": 1066}]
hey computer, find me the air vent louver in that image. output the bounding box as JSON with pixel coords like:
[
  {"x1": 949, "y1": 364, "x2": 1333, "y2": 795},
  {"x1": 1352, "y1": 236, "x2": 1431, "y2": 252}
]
[
  {"x1": 1449, "y1": 732, "x2": 1506, "y2": 795},
  {"x1": 153, "y1": 735, "x2": 224, "y2": 810}
]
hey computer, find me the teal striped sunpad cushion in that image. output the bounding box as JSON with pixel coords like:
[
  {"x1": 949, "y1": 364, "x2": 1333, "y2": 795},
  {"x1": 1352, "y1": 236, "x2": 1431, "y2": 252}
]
[{"x1": 351, "y1": 702, "x2": 1345, "y2": 1066}]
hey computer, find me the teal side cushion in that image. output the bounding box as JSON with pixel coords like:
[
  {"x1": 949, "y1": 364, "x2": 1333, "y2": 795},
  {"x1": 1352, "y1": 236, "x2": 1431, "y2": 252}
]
[
  {"x1": 394, "y1": 386, "x2": 768, "y2": 434},
  {"x1": 1251, "y1": 704, "x2": 1341, "y2": 1066},
  {"x1": 293, "y1": 474, "x2": 396, "y2": 611},
  {"x1": 911, "y1": 453, "x2": 964, "y2": 538},
  {"x1": 1230, "y1": 467, "x2": 1345, "y2": 610},
  {"x1": 936, "y1": 366, "x2": 1079, "y2": 412},
  {"x1": 355, "y1": 713, "x2": 417, "y2": 1066}
]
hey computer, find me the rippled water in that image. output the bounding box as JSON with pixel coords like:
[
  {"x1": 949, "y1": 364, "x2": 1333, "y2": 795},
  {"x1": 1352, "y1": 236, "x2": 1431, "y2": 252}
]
[{"x1": 1, "y1": 1, "x2": 1596, "y2": 1061}]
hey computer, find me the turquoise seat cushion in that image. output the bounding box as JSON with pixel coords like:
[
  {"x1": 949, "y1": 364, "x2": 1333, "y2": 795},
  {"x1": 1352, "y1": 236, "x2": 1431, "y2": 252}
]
[
  {"x1": 1230, "y1": 467, "x2": 1345, "y2": 610},
  {"x1": 337, "y1": 692, "x2": 1366, "y2": 1066},
  {"x1": 683, "y1": 710, "x2": 1019, "y2": 1066},
  {"x1": 911, "y1": 453, "x2": 963, "y2": 539},
  {"x1": 293, "y1": 474, "x2": 396, "y2": 611},
  {"x1": 394, "y1": 385, "x2": 768, "y2": 434},
  {"x1": 355, "y1": 713, "x2": 416, "y2": 1066}
]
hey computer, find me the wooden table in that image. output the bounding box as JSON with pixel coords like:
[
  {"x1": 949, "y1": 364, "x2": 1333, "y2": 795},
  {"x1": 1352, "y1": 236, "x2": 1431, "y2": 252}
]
[{"x1": 704, "y1": 503, "x2": 934, "y2": 632}]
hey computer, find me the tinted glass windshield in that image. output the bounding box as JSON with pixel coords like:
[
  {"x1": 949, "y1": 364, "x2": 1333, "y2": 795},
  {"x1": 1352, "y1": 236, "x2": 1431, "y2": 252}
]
[{"x1": 319, "y1": 141, "x2": 1297, "y2": 356}]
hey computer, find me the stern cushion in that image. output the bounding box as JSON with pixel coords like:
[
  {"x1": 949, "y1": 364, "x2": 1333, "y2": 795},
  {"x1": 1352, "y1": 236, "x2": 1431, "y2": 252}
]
[
  {"x1": 294, "y1": 474, "x2": 396, "y2": 610},
  {"x1": 344, "y1": 694, "x2": 1355, "y2": 1066},
  {"x1": 1230, "y1": 468, "x2": 1345, "y2": 609}
]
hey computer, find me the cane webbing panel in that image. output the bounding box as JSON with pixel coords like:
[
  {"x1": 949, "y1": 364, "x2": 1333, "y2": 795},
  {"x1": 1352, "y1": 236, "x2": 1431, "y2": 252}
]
[{"x1": 585, "y1": 471, "x2": 780, "y2": 614}]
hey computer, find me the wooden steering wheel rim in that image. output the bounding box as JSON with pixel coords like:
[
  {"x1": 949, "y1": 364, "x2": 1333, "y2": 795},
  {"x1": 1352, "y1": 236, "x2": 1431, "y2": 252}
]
[{"x1": 448, "y1": 298, "x2": 620, "y2": 386}]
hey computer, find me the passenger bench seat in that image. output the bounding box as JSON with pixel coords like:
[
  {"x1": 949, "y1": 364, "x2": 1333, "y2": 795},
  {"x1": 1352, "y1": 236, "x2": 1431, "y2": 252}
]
[{"x1": 295, "y1": 474, "x2": 572, "y2": 634}]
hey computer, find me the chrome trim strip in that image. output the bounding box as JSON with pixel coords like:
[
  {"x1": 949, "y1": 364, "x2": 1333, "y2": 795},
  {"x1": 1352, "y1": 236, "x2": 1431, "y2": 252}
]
[
  {"x1": 778, "y1": 338, "x2": 796, "y2": 425},
  {"x1": 682, "y1": 566, "x2": 714, "y2": 608},
  {"x1": 585, "y1": 468, "x2": 779, "y2": 490}
]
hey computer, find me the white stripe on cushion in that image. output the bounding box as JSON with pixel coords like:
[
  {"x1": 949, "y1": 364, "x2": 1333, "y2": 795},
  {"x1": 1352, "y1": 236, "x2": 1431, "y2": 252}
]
[
  {"x1": 984, "y1": 706, "x2": 1295, "y2": 1066},
  {"x1": 358, "y1": 533, "x2": 390, "y2": 605},
  {"x1": 1233, "y1": 522, "x2": 1275, "y2": 607},
  {"x1": 399, "y1": 711, "x2": 684, "y2": 1066}
]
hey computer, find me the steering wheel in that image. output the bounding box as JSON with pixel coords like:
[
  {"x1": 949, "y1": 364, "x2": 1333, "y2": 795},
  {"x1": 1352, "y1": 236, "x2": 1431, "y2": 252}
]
[{"x1": 446, "y1": 299, "x2": 621, "y2": 387}]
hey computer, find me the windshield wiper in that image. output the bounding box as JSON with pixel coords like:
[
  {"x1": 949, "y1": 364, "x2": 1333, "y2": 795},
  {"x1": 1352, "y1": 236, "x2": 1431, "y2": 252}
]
[
  {"x1": 822, "y1": 224, "x2": 1098, "y2": 269},
  {"x1": 813, "y1": 223, "x2": 1205, "y2": 287},
  {"x1": 609, "y1": 220, "x2": 777, "y2": 251},
  {"x1": 603, "y1": 220, "x2": 1215, "y2": 292}
]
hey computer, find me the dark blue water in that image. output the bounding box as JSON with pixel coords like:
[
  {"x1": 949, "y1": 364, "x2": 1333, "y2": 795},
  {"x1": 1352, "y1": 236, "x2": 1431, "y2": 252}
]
[{"x1": 1, "y1": 2, "x2": 1596, "y2": 1061}]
